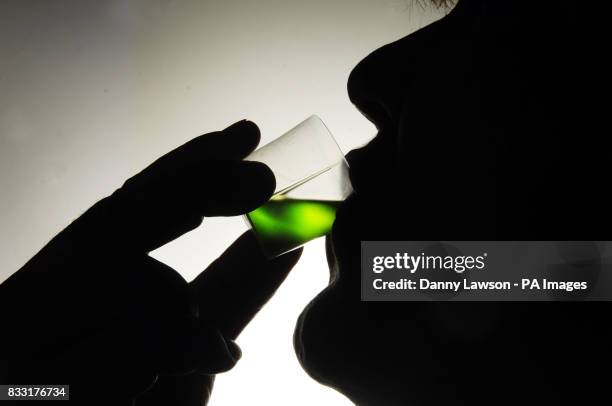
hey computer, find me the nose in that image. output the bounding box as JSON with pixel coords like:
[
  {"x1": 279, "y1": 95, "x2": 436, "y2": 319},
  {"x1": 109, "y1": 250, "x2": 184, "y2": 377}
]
[
  {"x1": 347, "y1": 25, "x2": 426, "y2": 132},
  {"x1": 344, "y1": 32, "x2": 423, "y2": 195},
  {"x1": 347, "y1": 45, "x2": 398, "y2": 131},
  {"x1": 347, "y1": 9, "x2": 470, "y2": 133}
]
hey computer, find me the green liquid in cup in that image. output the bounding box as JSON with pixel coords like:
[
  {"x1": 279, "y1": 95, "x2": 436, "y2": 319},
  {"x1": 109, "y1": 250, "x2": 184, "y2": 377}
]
[{"x1": 247, "y1": 195, "x2": 340, "y2": 257}]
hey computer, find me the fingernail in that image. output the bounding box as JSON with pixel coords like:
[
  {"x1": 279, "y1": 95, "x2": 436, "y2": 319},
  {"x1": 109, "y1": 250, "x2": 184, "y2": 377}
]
[
  {"x1": 225, "y1": 339, "x2": 242, "y2": 361},
  {"x1": 224, "y1": 119, "x2": 255, "y2": 132},
  {"x1": 196, "y1": 327, "x2": 240, "y2": 373}
]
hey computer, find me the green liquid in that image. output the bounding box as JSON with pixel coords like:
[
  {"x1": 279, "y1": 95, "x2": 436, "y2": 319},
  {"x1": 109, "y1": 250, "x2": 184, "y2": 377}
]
[{"x1": 247, "y1": 196, "x2": 340, "y2": 257}]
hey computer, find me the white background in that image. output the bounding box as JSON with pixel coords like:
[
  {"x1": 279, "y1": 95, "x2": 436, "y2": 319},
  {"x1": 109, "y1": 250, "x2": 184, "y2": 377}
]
[{"x1": 0, "y1": 1, "x2": 444, "y2": 404}]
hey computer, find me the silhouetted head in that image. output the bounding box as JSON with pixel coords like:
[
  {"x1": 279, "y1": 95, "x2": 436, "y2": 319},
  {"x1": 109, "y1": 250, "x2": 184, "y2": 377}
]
[{"x1": 295, "y1": 1, "x2": 610, "y2": 405}]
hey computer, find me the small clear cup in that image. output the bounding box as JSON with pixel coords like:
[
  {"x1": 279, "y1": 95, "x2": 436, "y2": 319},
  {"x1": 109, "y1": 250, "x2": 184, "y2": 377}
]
[{"x1": 244, "y1": 115, "x2": 352, "y2": 258}]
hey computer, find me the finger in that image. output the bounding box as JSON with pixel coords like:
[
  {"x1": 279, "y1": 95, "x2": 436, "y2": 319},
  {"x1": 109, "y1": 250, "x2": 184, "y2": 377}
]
[
  {"x1": 48, "y1": 320, "x2": 236, "y2": 403},
  {"x1": 132, "y1": 320, "x2": 237, "y2": 406},
  {"x1": 76, "y1": 159, "x2": 275, "y2": 253},
  {"x1": 115, "y1": 119, "x2": 270, "y2": 241},
  {"x1": 118, "y1": 160, "x2": 275, "y2": 252},
  {"x1": 103, "y1": 256, "x2": 239, "y2": 376},
  {"x1": 169, "y1": 160, "x2": 274, "y2": 217},
  {"x1": 44, "y1": 327, "x2": 160, "y2": 401},
  {"x1": 64, "y1": 120, "x2": 270, "y2": 252},
  {"x1": 191, "y1": 231, "x2": 303, "y2": 340},
  {"x1": 128, "y1": 120, "x2": 261, "y2": 185},
  {"x1": 136, "y1": 374, "x2": 215, "y2": 406},
  {"x1": 150, "y1": 320, "x2": 240, "y2": 376}
]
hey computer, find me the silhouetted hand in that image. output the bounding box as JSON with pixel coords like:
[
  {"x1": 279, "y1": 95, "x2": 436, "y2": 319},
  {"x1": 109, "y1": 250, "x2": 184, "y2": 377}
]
[{"x1": 0, "y1": 120, "x2": 302, "y2": 405}]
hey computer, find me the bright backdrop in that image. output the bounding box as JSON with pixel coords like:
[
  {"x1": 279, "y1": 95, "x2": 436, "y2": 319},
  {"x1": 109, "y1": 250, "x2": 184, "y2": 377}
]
[{"x1": 0, "y1": 1, "x2": 444, "y2": 404}]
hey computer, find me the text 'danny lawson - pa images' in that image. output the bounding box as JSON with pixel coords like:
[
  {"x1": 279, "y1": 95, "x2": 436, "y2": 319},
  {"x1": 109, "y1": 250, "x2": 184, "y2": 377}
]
[{"x1": 361, "y1": 241, "x2": 612, "y2": 301}]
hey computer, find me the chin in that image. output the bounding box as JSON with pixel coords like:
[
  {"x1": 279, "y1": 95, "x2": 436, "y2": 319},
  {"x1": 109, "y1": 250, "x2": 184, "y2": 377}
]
[
  {"x1": 293, "y1": 282, "x2": 342, "y2": 385},
  {"x1": 293, "y1": 283, "x2": 370, "y2": 399},
  {"x1": 294, "y1": 274, "x2": 408, "y2": 406}
]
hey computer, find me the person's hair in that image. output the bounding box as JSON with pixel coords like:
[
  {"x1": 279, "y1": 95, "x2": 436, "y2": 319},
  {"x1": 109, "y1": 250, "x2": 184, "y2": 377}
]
[{"x1": 420, "y1": 0, "x2": 457, "y2": 9}]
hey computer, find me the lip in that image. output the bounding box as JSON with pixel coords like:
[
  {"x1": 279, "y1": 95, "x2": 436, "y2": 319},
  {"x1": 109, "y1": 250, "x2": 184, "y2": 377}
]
[
  {"x1": 329, "y1": 193, "x2": 357, "y2": 266},
  {"x1": 344, "y1": 149, "x2": 359, "y2": 190},
  {"x1": 345, "y1": 127, "x2": 395, "y2": 197},
  {"x1": 332, "y1": 192, "x2": 355, "y2": 237},
  {"x1": 353, "y1": 99, "x2": 392, "y2": 132},
  {"x1": 344, "y1": 134, "x2": 375, "y2": 195}
]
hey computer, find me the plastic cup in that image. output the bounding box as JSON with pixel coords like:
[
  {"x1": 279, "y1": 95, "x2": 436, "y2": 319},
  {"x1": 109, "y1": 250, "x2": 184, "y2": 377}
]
[{"x1": 244, "y1": 115, "x2": 352, "y2": 258}]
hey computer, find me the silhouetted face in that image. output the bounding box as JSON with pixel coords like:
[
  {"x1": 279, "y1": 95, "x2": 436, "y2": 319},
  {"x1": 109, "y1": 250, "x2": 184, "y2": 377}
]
[{"x1": 295, "y1": 1, "x2": 609, "y2": 405}]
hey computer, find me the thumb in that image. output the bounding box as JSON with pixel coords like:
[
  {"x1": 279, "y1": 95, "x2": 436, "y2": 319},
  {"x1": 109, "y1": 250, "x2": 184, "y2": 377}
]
[{"x1": 191, "y1": 231, "x2": 303, "y2": 340}]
